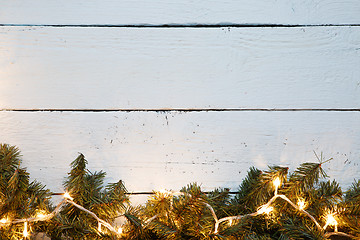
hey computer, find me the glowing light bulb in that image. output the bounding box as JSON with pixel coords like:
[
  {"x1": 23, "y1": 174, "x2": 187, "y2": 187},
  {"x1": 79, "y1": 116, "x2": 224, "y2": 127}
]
[
  {"x1": 297, "y1": 199, "x2": 306, "y2": 210},
  {"x1": 325, "y1": 214, "x2": 337, "y2": 227},
  {"x1": 273, "y1": 177, "x2": 281, "y2": 189},
  {"x1": 98, "y1": 222, "x2": 102, "y2": 233},
  {"x1": 36, "y1": 210, "x2": 48, "y2": 220},
  {"x1": 0, "y1": 218, "x2": 8, "y2": 224},
  {"x1": 23, "y1": 222, "x2": 29, "y2": 238},
  {"x1": 158, "y1": 189, "x2": 171, "y2": 197},
  {"x1": 159, "y1": 189, "x2": 168, "y2": 194},
  {"x1": 257, "y1": 205, "x2": 273, "y2": 215},
  {"x1": 117, "y1": 226, "x2": 123, "y2": 235},
  {"x1": 323, "y1": 213, "x2": 338, "y2": 232},
  {"x1": 63, "y1": 192, "x2": 73, "y2": 200}
]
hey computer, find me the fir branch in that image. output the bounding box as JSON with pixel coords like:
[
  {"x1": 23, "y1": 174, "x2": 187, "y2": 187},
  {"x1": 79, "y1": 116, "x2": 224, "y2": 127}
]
[
  {"x1": 55, "y1": 153, "x2": 128, "y2": 238},
  {"x1": 149, "y1": 221, "x2": 178, "y2": 239},
  {"x1": 244, "y1": 234, "x2": 273, "y2": 240},
  {"x1": 0, "y1": 144, "x2": 21, "y2": 176},
  {"x1": 244, "y1": 166, "x2": 288, "y2": 208},
  {"x1": 308, "y1": 180, "x2": 342, "y2": 220},
  {"x1": 345, "y1": 180, "x2": 360, "y2": 203},
  {"x1": 207, "y1": 188, "x2": 231, "y2": 218},
  {"x1": 124, "y1": 213, "x2": 142, "y2": 229},
  {"x1": 280, "y1": 217, "x2": 326, "y2": 240},
  {"x1": 1, "y1": 145, "x2": 359, "y2": 239},
  {"x1": 285, "y1": 162, "x2": 327, "y2": 197},
  {"x1": 27, "y1": 180, "x2": 51, "y2": 210},
  {"x1": 231, "y1": 167, "x2": 262, "y2": 214}
]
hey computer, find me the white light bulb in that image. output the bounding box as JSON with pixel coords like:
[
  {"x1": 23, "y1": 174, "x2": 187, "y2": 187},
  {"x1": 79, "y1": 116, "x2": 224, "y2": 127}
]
[
  {"x1": 159, "y1": 189, "x2": 168, "y2": 194},
  {"x1": 0, "y1": 218, "x2": 8, "y2": 224},
  {"x1": 63, "y1": 192, "x2": 73, "y2": 200},
  {"x1": 23, "y1": 222, "x2": 29, "y2": 238},
  {"x1": 326, "y1": 214, "x2": 337, "y2": 226},
  {"x1": 273, "y1": 177, "x2": 281, "y2": 189},
  {"x1": 297, "y1": 199, "x2": 306, "y2": 210},
  {"x1": 98, "y1": 222, "x2": 102, "y2": 233},
  {"x1": 36, "y1": 210, "x2": 48, "y2": 220},
  {"x1": 158, "y1": 189, "x2": 171, "y2": 197}
]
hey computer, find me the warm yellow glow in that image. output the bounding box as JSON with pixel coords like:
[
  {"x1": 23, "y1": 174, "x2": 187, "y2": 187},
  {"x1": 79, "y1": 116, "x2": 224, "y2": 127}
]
[
  {"x1": 325, "y1": 214, "x2": 337, "y2": 227},
  {"x1": 117, "y1": 226, "x2": 123, "y2": 235},
  {"x1": 36, "y1": 210, "x2": 48, "y2": 220},
  {"x1": 158, "y1": 189, "x2": 168, "y2": 194},
  {"x1": 257, "y1": 205, "x2": 273, "y2": 215},
  {"x1": 23, "y1": 222, "x2": 29, "y2": 238},
  {"x1": 63, "y1": 192, "x2": 73, "y2": 200},
  {"x1": 37, "y1": 213, "x2": 46, "y2": 219},
  {"x1": 0, "y1": 218, "x2": 8, "y2": 224},
  {"x1": 228, "y1": 219, "x2": 233, "y2": 226},
  {"x1": 273, "y1": 177, "x2": 281, "y2": 189},
  {"x1": 158, "y1": 189, "x2": 171, "y2": 197},
  {"x1": 297, "y1": 199, "x2": 306, "y2": 210},
  {"x1": 98, "y1": 222, "x2": 102, "y2": 233}
]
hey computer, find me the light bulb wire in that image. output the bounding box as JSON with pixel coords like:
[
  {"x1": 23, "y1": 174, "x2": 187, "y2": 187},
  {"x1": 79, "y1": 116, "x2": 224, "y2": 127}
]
[{"x1": 0, "y1": 187, "x2": 356, "y2": 239}]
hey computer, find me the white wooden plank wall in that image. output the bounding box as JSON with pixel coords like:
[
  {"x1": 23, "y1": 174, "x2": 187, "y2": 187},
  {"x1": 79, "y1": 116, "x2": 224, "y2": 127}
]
[
  {"x1": 0, "y1": 1, "x2": 359, "y2": 198},
  {"x1": 0, "y1": 27, "x2": 359, "y2": 109},
  {"x1": 1, "y1": 0, "x2": 360, "y2": 25},
  {"x1": 0, "y1": 111, "x2": 359, "y2": 192}
]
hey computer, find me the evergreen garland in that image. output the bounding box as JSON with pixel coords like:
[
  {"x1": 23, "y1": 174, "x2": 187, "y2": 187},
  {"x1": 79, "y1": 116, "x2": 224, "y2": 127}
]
[
  {"x1": 46, "y1": 154, "x2": 128, "y2": 240},
  {"x1": 0, "y1": 144, "x2": 51, "y2": 239},
  {"x1": 0, "y1": 143, "x2": 359, "y2": 239}
]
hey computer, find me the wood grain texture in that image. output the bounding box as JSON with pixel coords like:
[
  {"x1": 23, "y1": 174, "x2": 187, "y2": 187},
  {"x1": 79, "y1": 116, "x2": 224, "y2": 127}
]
[
  {"x1": 0, "y1": 26, "x2": 359, "y2": 109},
  {"x1": 0, "y1": 111, "x2": 358, "y2": 193},
  {"x1": 0, "y1": 0, "x2": 360, "y2": 25}
]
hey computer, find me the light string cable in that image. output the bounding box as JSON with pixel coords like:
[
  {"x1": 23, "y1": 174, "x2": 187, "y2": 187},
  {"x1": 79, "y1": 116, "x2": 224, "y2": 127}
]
[
  {"x1": 0, "y1": 193, "x2": 123, "y2": 238},
  {"x1": 0, "y1": 199, "x2": 67, "y2": 239},
  {"x1": 151, "y1": 178, "x2": 357, "y2": 239},
  {"x1": 0, "y1": 181, "x2": 358, "y2": 239},
  {"x1": 208, "y1": 177, "x2": 356, "y2": 238},
  {"x1": 64, "y1": 196, "x2": 123, "y2": 235}
]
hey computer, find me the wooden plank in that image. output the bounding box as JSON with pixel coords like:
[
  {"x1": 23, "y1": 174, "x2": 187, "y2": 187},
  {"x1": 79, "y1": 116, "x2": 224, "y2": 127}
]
[
  {"x1": 0, "y1": 0, "x2": 360, "y2": 25},
  {"x1": 0, "y1": 111, "x2": 359, "y2": 193},
  {"x1": 0, "y1": 26, "x2": 359, "y2": 109}
]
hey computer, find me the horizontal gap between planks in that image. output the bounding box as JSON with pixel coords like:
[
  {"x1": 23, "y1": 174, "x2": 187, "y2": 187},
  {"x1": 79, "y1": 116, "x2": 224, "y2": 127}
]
[
  {"x1": 1, "y1": 23, "x2": 360, "y2": 28},
  {"x1": 1, "y1": 108, "x2": 360, "y2": 112},
  {"x1": 52, "y1": 191, "x2": 238, "y2": 196}
]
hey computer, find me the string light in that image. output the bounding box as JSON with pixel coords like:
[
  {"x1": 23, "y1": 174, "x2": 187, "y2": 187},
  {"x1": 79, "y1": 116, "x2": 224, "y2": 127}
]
[
  {"x1": 98, "y1": 222, "x2": 102, "y2": 233},
  {"x1": 0, "y1": 218, "x2": 8, "y2": 224},
  {"x1": 158, "y1": 189, "x2": 167, "y2": 194},
  {"x1": 23, "y1": 221, "x2": 29, "y2": 238},
  {"x1": 0, "y1": 183, "x2": 355, "y2": 239},
  {"x1": 297, "y1": 199, "x2": 306, "y2": 211},
  {"x1": 324, "y1": 213, "x2": 338, "y2": 232},
  {"x1": 257, "y1": 205, "x2": 274, "y2": 215},
  {"x1": 63, "y1": 192, "x2": 73, "y2": 201},
  {"x1": 273, "y1": 177, "x2": 281, "y2": 195},
  {"x1": 326, "y1": 214, "x2": 337, "y2": 226},
  {"x1": 35, "y1": 210, "x2": 48, "y2": 221},
  {"x1": 273, "y1": 177, "x2": 281, "y2": 189},
  {"x1": 144, "y1": 182, "x2": 354, "y2": 238},
  {"x1": 207, "y1": 178, "x2": 353, "y2": 238},
  {"x1": 157, "y1": 189, "x2": 173, "y2": 198}
]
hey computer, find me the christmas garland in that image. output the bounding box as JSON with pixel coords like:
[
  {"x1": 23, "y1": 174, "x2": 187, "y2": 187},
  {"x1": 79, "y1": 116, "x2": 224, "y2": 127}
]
[{"x1": 0, "y1": 143, "x2": 359, "y2": 239}]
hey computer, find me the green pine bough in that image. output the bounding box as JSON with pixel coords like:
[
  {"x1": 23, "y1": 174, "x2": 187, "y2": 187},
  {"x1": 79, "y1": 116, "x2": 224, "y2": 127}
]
[{"x1": 0, "y1": 143, "x2": 359, "y2": 239}]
